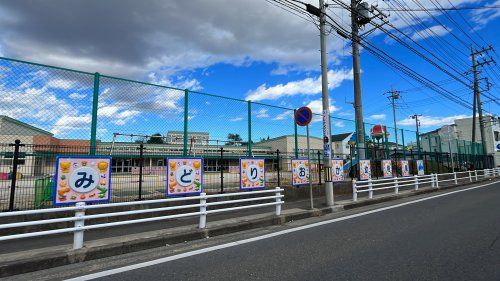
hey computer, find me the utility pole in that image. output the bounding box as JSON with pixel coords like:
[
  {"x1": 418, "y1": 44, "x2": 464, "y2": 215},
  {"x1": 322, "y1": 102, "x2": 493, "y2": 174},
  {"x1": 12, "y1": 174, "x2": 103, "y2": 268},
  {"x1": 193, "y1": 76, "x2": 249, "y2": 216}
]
[
  {"x1": 411, "y1": 114, "x2": 422, "y2": 158},
  {"x1": 319, "y1": 0, "x2": 334, "y2": 206},
  {"x1": 469, "y1": 46, "x2": 495, "y2": 158},
  {"x1": 305, "y1": 0, "x2": 334, "y2": 206},
  {"x1": 385, "y1": 88, "x2": 400, "y2": 147},
  {"x1": 350, "y1": 0, "x2": 367, "y2": 161}
]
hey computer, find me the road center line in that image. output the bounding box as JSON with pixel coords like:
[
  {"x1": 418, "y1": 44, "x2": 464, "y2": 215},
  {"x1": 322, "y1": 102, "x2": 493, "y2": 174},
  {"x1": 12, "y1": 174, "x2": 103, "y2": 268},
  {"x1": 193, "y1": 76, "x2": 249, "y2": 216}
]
[{"x1": 67, "y1": 180, "x2": 499, "y2": 281}]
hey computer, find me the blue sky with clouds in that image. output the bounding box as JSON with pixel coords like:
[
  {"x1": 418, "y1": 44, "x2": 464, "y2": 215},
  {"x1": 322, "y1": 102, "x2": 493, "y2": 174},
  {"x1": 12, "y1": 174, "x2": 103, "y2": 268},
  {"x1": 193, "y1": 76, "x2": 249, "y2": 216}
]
[{"x1": 0, "y1": 0, "x2": 498, "y2": 144}]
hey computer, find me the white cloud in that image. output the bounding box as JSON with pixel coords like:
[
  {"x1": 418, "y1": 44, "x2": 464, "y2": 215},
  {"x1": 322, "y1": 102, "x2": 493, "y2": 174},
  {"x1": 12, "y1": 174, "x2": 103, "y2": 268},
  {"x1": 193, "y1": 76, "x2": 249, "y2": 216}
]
[
  {"x1": 69, "y1": 92, "x2": 87, "y2": 100},
  {"x1": 398, "y1": 114, "x2": 469, "y2": 128},
  {"x1": 368, "y1": 114, "x2": 386, "y2": 121},
  {"x1": 305, "y1": 99, "x2": 340, "y2": 123},
  {"x1": 229, "y1": 117, "x2": 243, "y2": 122},
  {"x1": 46, "y1": 78, "x2": 76, "y2": 90},
  {"x1": 51, "y1": 114, "x2": 91, "y2": 135},
  {"x1": 148, "y1": 72, "x2": 203, "y2": 91},
  {"x1": 411, "y1": 25, "x2": 451, "y2": 41},
  {"x1": 333, "y1": 121, "x2": 345, "y2": 128},
  {"x1": 471, "y1": 0, "x2": 500, "y2": 30},
  {"x1": 246, "y1": 69, "x2": 353, "y2": 102},
  {"x1": 255, "y1": 109, "x2": 270, "y2": 118},
  {"x1": 272, "y1": 111, "x2": 293, "y2": 121}
]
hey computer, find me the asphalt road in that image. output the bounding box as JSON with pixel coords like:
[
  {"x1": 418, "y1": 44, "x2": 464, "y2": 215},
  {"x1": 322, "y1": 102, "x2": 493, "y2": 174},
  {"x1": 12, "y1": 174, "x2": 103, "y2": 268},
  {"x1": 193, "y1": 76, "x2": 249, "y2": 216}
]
[{"x1": 12, "y1": 180, "x2": 500, "y2": 281}]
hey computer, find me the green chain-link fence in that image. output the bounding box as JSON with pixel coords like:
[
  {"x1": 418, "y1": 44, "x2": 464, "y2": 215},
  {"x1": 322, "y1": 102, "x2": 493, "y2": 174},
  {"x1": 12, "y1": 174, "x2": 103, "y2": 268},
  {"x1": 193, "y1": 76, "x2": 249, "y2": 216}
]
[{"x1": 0, "y1": 56, "x2": 491, "y2": 210}]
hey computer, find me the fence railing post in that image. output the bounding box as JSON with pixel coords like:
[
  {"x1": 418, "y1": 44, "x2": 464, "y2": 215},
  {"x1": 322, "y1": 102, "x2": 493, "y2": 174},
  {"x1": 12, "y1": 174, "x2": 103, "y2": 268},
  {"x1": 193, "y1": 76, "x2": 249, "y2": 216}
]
[
  {"x1": 89, "y1": 72, "x2": 100, "y2": 155},
  {"x1": 183, "y1": 89, "x2": 189, "y2": 156},
  {"x1": 8, "y1": 139, "x2": 24, "y2": 211},
  {"x1": 352, "y1": 179, "x2": 357, "y2": 201},
  {"x1": 199, "y1": 193, "x2": 207, "y2": 228},
  {"x1": 414, "y1": 175, "x2": 418, "y2": 191},
  {"x1": 431, "y1": 173, "x2": 435, "y2": 188},
  {"x1": 435, "y1": 173, "x2": 439, "y2": 188},
  {"x1": 275, "y1": 187, "x2": 282, "y2": 216},
  {"x1": 468, "y1": 171, "x2": 472, "y2": 182},
  {"x1": 247, "y1": 100, "x2": 252, "y2": 157},
  {"x1": 394, "y1": 177, "x2": 399, "y2": 194},
  {"x1": 368, "y1": 178, "x2": 373, "y2": 199},
  {"x1": 73, "y1": 202, "x2": 86, "y2": 250},
  {"x1": 474, "y1": 170, "x2": 478, "y2": 181},
  {"x1": 453, "y1": 172, "x2": 457, "y2": 185}
]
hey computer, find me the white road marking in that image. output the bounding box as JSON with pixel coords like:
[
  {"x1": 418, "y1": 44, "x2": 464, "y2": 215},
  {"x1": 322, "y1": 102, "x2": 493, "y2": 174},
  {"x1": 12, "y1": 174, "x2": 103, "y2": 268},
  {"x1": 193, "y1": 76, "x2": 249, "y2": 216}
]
[{"x1": 66, "y1": 180, "x2": 498, "y2": 281}]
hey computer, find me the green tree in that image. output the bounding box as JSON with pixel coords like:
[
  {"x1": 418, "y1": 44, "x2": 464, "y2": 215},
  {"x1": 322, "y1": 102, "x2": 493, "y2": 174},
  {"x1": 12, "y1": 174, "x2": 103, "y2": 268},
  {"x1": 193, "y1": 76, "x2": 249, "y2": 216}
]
[
  {"x1": 227, "y1": 133, "x2": 242, "y2": 146},
  {"x1": 147, "y1": 133, "x2": 164, "y2": 144}
]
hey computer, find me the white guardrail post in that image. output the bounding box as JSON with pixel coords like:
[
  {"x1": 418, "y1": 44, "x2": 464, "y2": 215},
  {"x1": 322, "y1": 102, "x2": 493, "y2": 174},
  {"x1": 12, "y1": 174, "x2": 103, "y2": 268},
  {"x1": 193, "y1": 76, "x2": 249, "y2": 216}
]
[
  {"x1": 414, "y1": 175, "x2": 419, "y2": 191},
  {"x1": 73, "y1": 202, "x2": 86, "y2": 250},
  {"x1": 474, "y1": 170, "x2": 478, "y2": 181},
  {"x1": 352, "y1": 179, "x2": 357, "y2": 202},
  {"x1": 275, "y1": 187, "x2": 282, "y2": 216},
  {"x1": 394, "y1": 177, "x2": 399, "y2": 194},
  {"x1": 199, "y1": 192, "x2": 207, "y2": 229},
  {"x1": 468, "y1": 171, "x2": 472, "y2": 182},
  {"x1": 431, "y1": 173, "x2": 435, "y2": 188},
  {"x1": 435, "y1": 173, "x2": 439, "y2": 188},
  {"x1": 368, "y1": 178, "x2": 373, "y2": 199},
  {"x1": 453, "y1": 172, "x2": 458, "y2": 185}
]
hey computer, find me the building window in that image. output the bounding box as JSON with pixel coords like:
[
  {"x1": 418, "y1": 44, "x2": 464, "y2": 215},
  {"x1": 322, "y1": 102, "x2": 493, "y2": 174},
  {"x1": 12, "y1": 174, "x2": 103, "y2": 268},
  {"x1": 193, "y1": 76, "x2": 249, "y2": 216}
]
[{"x1": 495, "y1": 131, "x2": 499, "y2": 142}]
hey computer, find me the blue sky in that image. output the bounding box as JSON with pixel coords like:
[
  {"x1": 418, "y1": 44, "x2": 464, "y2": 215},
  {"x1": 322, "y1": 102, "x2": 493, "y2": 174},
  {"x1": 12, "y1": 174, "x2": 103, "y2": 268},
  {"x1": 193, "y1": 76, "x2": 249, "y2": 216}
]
[{"x1": 0, "y1": 0, "x2": 498, "y2": 145}]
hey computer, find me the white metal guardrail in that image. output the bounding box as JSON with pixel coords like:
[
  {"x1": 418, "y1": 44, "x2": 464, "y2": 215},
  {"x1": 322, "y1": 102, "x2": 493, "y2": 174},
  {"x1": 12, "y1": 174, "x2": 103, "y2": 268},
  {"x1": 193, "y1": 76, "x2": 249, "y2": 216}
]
[
  {"x1": 0, "y1": 187, "x2": 284, "y2": 250},
  {"x1": 352, "y1": 168, "x2": 500, "y2": 202}
]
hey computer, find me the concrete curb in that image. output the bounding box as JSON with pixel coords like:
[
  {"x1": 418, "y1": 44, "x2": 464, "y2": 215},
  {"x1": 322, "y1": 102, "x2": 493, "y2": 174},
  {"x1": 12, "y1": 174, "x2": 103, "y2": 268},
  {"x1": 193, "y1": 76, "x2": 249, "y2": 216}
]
[{"x1": 0, "y1": 177, "x2": 497, "y2": 277}]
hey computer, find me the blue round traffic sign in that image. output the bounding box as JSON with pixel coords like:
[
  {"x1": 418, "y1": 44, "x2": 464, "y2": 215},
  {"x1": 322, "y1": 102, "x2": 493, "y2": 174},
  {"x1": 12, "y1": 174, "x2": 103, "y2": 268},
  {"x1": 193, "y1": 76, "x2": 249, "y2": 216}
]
[{"x1": 295, "y1": 106, "x2": 313, "y2": 126}]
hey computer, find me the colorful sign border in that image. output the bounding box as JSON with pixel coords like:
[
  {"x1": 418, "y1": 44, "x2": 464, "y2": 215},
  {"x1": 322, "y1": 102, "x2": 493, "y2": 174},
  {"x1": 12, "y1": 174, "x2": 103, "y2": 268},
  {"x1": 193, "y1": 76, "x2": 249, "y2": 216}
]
[
  {"x1": 291, "y1": 158, "x2": 310, "y2": 186},
  {"x1": 359, "y1": 159, "x2": 371, "y2": 181},
  {"x1": 332, "y1": 158, "x2": 345, "y2": 182},
  {"x1": 166, "y1": 157, "x2": 203, "y2": 197},
  {"x1": 416, "y1": 159, "x2": 425, "y2": 176},
  {"x1": 381, "y1": 159, "x2": 393, "y2": 178},
  {"x1": 53, "y1": 156, "x2": 112, "y2": 206},
  {"x1": 400, "y1": 160, "x2": 410, "y2": 177},
  {"x1": 240, "y1": 158, "x2": 266, "y2": 191}
]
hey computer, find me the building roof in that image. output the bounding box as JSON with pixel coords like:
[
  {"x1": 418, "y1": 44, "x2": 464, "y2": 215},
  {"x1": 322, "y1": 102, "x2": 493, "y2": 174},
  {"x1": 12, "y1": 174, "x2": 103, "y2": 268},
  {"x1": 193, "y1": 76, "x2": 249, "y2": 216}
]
[
  {"x1": 331, "y1": 132, "x2": 353, "y2": 142},
  {"x1": 253, "y1": 134, "x2": 322, "y2": 145},
  {"x1": 0, "y1": 115, "x2": 53, "y2": 136},
  {"x1": 167, "y1": 130, "x2": 209, "y2": 135}
]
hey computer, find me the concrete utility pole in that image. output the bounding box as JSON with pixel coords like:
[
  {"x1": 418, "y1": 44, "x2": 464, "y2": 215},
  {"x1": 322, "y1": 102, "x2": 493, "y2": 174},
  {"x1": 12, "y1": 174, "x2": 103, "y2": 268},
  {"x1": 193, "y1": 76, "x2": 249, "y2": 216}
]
[
  {"x1": 469, "y1": 46, "x2": 495, "y2": 158},
  {"x1": 319, "y1": 0, "x2": 334, "y2": 206},
  {"x1": 350, "y1": 0, "x2": 366, "y2": 160},
  {"x1": 385, "y1": 88, "x2": 400, "y2": 147},
  {"x1": 305, "y1": 0, "x2": 334, "y2": 206}
]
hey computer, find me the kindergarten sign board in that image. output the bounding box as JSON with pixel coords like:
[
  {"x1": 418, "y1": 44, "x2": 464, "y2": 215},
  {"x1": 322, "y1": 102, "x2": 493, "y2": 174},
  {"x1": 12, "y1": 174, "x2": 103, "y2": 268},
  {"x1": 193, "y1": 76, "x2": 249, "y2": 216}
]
[
  {"x1": 381, "y1": 160, "x2": 393, "y2": 178},
  {"x1": 54, "y1": 156, "x2": 112, "y2": 206},
  {"x1": 359, "y1": 160, "x2": 371, "y2": 180},
  {"x1": 416, "y1": 160, "x2": 425, "y2": 175},
  {"x1": 167, "y1": 158, "x2": 203, "y2": 196},
  {"x1": 292, "y1": 159, "x2": 310, "y2": 186},
  {"x1": 240, "y1": 158, "x2": 265, "y2": 190},
  {"x1": 400, "y1": 160, "x2": 410, "y2": 177},
  {"x1": 332, "y1": 159, "x2": 344, "y2": 182}
]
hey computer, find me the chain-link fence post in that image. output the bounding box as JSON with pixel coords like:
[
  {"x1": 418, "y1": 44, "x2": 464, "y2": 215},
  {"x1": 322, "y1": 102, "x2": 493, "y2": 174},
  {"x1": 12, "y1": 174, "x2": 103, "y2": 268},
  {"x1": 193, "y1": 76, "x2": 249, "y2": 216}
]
[
  {"x1": 401, "y1": 129, "x2": 406, "y2": 160},
  {"x1": 90, "y1": 72, "x2": 100, "y2": 155},
  {"x1": 220, "y1": 147, "x2": 224, "y2": 194},
  {"x1": 294, "y1": 109, "x2": 298, "y2": 158},
  {"x1": 137, "y1": 143, "x2": 144, "y2": 200},
  {"x1": 317, "y1": 150, "x2": 322, "y2": 184},
  {"x1": 247, "y1": 100, "x2": 252, "y2": 156},
  {"x1": 276, "y1": 149, "x2": 281, "y2": 187},
  {"x1": 183, "y1": 89, "x2": 189, "y2": 156}
]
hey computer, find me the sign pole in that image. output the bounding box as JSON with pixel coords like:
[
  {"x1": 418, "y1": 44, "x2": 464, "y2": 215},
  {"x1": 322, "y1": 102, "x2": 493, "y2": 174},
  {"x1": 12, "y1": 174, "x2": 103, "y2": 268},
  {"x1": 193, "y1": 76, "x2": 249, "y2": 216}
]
[{"x1": 306, "y1": 124, "x2": 313, "y2": 209}]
